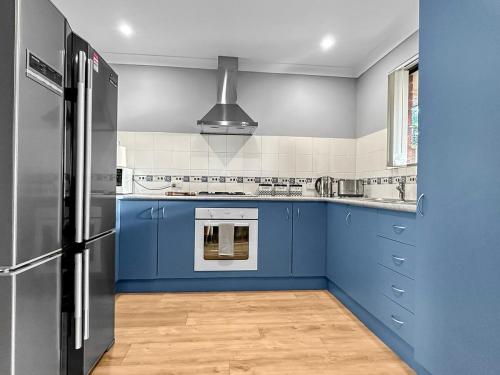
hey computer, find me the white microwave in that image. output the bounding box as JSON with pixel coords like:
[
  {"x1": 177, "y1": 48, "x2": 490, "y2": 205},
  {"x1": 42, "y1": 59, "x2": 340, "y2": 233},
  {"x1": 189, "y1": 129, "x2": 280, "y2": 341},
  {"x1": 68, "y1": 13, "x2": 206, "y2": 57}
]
[{"x1": 116, "y1": 167, "x2": 133, "y2": 194}]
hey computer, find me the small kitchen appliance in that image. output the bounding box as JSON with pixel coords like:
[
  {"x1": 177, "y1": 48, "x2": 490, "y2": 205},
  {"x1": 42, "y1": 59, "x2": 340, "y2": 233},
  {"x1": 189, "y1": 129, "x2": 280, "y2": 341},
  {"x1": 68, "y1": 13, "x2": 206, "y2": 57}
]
[
  {"x1": 315, "y1": 176, "x2": 335, "y2": 197},
  {"x1": 337, "y1": 179, "x2": 365, "y2": 197}
]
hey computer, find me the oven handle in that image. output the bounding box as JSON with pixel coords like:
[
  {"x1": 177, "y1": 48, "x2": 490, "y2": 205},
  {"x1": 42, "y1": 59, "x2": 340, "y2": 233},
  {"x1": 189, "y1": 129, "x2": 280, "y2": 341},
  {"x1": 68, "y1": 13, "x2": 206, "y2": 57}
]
[{"x1": 202, "y1": 222, "x2": 252, "y2": 227}]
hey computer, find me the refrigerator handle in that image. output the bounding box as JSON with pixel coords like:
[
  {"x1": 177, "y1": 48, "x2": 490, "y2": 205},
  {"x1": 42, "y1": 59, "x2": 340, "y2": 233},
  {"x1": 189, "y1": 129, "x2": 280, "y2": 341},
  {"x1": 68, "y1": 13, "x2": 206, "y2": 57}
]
[
  {"x1": 74, "y1": 252, "x2": 83, "y2": 349},
  {"x1": 83, "y1": 248, "x2": 90, "y2": 341},
  {"x1": 75, "y1": 51, "x2": 86, "y2": 243},
  {"x1": 83, "y1": 57, "x2": 93, "y2": 241}
]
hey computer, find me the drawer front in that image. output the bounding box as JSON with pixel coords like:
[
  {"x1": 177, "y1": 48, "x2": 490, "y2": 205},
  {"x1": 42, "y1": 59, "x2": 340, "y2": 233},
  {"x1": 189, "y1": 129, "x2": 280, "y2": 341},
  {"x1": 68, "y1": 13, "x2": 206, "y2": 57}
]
[
  {"x1": 378, "y1": 295, "x2": 414, "y2": 345},
  {"x1": 379, "y1": 265, "x2": 414, "y2": 312},
  {"x1": 378, "y1": 236, "x2": 415, "y2": 279},
  {"x1": 377, "y1": 210, "x2": 416, "y2": 245}
]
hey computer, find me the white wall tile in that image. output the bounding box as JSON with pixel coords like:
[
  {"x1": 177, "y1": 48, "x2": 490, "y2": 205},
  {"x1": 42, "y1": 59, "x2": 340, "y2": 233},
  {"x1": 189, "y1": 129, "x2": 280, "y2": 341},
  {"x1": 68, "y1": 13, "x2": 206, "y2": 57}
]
[
  {"x1": 153, "y1": 150, "x2": 172, "y2": 169},
  {"x1": 208, "y1": 152, "x2": 226, "y2": 170},
  {"x1": 135, "y1": 133, "x2": 155, "y2": 150},
  {"x1": 172, "y1": 151, "x2": 190, "y2": 170},
  {"x1": 278, "y1": 137, "x2": 294, "y2": 155},
  {"x1": 296, "y1": 154, "x2": 313, "y2": 172},
  {"x1": 261, "y1": 136, "x2": 280, "y2": 154},
  {"x1": 313, "y1": 138, "x2": 330, "y2": 155},
  {"x1": 190, "y1": 151, "x2": 209, "y2": 170},
  {"x1": 243, "y1": 154, "x2": 261, "y2": 170},
  {"x1": 313, "y1": 154, "x2": 329, "y2": 173},
  {"x1": 226, "y1": 135, "x2": 247, "y2": 153},
  {"x1": 331, "y1": 138, "x2": 356, "y2": 156},
  {"x1": 208, "y1": 135, "x2": 227, "y2": 152},
  {"x1": 294, "y1": 137, "x2": 313, "y2": 155},
  {"x1": 134, "y1": 150, "x2": 154, "y2": 169},
  {"x1": 261, "y1": 154, "x2": 279, "y2": 172},
  {"x1": 190, "y1": 134, "x2": 209, "y2": 152},
  {"x1": 226, "y1": 153, "x2": 244, "y2": 170}
]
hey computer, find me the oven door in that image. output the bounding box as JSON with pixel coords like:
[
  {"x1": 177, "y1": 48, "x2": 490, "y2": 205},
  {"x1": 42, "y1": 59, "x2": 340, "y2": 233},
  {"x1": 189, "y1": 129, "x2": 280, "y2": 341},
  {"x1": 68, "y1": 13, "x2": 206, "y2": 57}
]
[{"x1": 194, "y1": 219, "x2": 258, "y2": 271}]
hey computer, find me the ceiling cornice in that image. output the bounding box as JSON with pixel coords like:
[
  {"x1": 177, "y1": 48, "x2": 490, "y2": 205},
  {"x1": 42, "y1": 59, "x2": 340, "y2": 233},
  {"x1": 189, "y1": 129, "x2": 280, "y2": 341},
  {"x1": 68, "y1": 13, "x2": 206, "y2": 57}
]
[
  {"x1": 103, "y1": 52, "x2": 357, "y2": 78},
  {"x1": 104, "y1": 28, "x2": 419, "y2": 79}
]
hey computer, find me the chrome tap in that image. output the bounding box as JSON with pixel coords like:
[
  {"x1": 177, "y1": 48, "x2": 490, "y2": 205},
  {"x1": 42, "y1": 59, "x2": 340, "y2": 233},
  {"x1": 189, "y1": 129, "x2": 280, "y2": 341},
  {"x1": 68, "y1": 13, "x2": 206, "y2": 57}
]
[{"x1": 396, "y1": 181, "x2": 406, "y2": 201}]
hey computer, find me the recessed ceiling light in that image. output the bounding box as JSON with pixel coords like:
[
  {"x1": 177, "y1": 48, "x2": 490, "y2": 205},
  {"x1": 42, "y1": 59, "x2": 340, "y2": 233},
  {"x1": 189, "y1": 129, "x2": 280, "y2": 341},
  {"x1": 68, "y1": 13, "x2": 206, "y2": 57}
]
[
  {"x1": 119, "y1": 23, "x2": 134, "y2": 37},
  {"x1": 320, "y1": 35, "x2": 335, "y2": 51}
]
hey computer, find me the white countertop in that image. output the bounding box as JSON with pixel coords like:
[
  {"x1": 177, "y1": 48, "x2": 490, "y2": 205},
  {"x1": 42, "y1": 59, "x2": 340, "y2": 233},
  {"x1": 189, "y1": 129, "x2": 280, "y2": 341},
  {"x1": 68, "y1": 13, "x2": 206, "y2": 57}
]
[{"x1": 117, "y1": 194, "x2": 416, "y2": 213}]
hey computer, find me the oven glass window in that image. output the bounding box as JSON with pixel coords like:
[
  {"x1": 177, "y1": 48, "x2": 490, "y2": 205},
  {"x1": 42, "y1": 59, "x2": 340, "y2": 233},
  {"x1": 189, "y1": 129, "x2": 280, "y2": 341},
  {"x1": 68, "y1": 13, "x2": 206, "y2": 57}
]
[{"x1": 203, "y1": 225, "x2": 249, "y2": 260}]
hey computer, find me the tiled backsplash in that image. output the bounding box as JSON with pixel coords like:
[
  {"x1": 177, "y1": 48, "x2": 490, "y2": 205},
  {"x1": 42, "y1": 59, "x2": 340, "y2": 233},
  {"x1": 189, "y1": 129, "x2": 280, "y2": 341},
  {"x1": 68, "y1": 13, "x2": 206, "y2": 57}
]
[
  {"x1": 117, "y1": 131, "x2": 417, "y2": 199},
  {"x1": 355, "y1": 129, "x2": 417, "y2": 200}
]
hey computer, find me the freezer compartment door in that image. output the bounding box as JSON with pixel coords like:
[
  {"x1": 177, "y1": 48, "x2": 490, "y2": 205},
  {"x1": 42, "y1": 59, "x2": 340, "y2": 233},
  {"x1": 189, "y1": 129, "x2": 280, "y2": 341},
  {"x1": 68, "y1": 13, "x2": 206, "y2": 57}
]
[
  {"x1": 0, "y1": 254, "x2": 61, "y2": 375},
  {"x1": 83, "y1": 231, "x2": 115, "y2": 373},
  {"x1": 13, "y1": 0, "x2": 66, "y2": 265},
  {"x1": 84, "y1": 51, "x2": 118, "y2": 240}
]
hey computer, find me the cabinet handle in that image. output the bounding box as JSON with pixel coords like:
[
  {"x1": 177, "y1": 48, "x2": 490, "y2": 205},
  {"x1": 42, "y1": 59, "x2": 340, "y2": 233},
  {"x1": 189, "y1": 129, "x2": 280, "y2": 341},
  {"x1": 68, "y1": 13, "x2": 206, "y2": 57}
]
[
  {"x1": 390, "y1": 315, "x2": 405, "y2": 326},
  {"x1": 392, "y1": 225, "x2": 406, "y2": 233},
  {"x1": 162, "y1": 207, "x2": 165, "y2": 219},
  {"x1": 297, "y1": 208, "x2": 301, "y2": 219},
  {"x1": 392, "y1": 255, "x2": 406, "y2": 265},
  {"x1": 286, "y1": 207, "x2": 290, "y2": 220},
  {"x1": 345, "y1": 212, "x2": 351, "y2": 225},
  {"x1": 150, "y1": 207, "x2": 154, "y2": 220},
  {"x1": 417, "y1": 193, "x2": 425, "y2": 216},
  {"x1": 391, "y1": 285, "x2": 405, "y2": 295}
]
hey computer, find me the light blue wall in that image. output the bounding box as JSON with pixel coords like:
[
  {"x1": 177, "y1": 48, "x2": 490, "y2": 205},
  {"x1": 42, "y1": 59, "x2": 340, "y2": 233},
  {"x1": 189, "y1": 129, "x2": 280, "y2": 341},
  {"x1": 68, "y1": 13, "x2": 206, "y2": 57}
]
[
  {"x1": 113, "y1": 64, "x2": 357, "y2": 138},
  {"x1": 356, "y1": 31, "x2": 419, "y2": 137}
]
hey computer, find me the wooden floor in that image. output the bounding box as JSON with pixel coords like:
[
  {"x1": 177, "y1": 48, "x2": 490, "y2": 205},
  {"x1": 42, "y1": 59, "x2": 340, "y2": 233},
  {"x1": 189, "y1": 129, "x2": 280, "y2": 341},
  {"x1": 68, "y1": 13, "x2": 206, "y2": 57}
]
[{"x1": 92, "y1": 291, "x2": 414, "y2": 375}]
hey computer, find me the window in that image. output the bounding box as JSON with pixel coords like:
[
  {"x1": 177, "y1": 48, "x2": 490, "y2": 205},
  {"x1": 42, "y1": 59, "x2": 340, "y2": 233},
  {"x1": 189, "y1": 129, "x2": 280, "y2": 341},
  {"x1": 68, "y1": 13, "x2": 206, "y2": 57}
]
[{"x1": 387, "y1": 59, "x2": 419, "y2": 167}]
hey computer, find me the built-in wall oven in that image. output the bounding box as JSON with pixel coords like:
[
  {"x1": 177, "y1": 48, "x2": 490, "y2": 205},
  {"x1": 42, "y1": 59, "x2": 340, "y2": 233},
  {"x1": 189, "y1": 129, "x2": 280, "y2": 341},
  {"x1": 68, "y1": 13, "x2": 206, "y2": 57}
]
[{"x1": 194, "y1": 208, "x2": 258, "y2": 271}]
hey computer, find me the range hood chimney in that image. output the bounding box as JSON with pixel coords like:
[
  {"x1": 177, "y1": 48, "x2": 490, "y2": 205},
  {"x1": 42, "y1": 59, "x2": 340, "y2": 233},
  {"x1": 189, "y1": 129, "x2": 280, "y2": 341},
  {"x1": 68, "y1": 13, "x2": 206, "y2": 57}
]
[{"x1": 197, "y1": 56, "x2": 258, "y2": 135}]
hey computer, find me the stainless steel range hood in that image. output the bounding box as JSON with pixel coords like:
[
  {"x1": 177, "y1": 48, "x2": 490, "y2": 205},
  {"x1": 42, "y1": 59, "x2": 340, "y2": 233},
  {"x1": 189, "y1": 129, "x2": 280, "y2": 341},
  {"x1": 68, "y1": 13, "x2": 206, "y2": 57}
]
[{"x1": 197, "y1": 56, "x2": 258, "y2": 135}]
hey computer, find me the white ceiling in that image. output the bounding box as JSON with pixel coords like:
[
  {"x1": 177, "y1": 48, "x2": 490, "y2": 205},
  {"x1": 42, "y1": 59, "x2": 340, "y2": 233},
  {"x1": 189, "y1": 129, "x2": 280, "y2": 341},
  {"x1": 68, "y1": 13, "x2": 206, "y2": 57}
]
[{"x1": 51, "y1": 0, "x2": 418, "y2": 77}]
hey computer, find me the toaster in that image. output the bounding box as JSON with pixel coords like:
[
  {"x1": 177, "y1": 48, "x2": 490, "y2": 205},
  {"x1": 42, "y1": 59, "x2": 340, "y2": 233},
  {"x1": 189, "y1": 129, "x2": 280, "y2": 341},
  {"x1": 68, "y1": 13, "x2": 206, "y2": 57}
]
[{"x1": 337, "y1": 179, "x2": 364, "y2": 197}]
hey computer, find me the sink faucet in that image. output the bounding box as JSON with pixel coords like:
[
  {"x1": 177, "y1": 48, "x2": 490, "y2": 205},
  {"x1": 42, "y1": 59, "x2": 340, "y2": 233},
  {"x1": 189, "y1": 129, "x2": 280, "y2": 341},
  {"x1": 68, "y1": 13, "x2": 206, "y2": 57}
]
[{"x1": 396, "y1": 181, "x2": 406, "y2": 201}]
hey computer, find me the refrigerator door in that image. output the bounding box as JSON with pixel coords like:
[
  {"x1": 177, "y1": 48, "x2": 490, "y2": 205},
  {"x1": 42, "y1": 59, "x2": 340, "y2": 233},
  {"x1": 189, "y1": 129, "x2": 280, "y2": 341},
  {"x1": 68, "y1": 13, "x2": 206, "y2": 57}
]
[
  {"x1": 0, "y1": 253, "x2": 61, "y2": 375},
  {"x1": 12, "y1": 0, "x2": 65, "y2": 266},
  {"x1": 83, "y1": 231, "x2": 115, "y2": 374},
  {"x1": 84, "y1": 51, "x2": 118, "y2": 241}
]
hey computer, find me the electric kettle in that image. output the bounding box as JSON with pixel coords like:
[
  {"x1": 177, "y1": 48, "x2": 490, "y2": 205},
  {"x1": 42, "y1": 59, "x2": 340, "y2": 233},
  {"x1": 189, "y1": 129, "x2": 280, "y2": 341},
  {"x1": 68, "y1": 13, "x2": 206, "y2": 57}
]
[{"x1": 315, "y1": 176, "x2": 335, "y2": 197}]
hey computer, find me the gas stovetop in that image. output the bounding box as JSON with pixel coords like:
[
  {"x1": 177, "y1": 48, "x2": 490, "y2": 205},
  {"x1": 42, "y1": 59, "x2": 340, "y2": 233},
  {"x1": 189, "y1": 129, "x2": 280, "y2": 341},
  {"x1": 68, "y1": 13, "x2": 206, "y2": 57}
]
[{"x1": 197, "y1": 192, "x2": 247, "y2": 196}]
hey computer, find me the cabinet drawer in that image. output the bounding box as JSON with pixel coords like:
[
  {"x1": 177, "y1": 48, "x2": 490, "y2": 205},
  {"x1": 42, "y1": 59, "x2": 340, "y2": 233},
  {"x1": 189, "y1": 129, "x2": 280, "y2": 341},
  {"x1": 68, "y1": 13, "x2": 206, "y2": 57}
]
[
  {"x1": 377, "y1": 210, "x2": 416, "y2": 245},
  {"x1": 379, "y1": 265, "x2": 414, "y2": 312},
  {"x1": 378, "y1": 295, "x2": 414, "y2": 345},
  {"x1": 378, "y1": 236, "x2": 415, "y2": 279}
]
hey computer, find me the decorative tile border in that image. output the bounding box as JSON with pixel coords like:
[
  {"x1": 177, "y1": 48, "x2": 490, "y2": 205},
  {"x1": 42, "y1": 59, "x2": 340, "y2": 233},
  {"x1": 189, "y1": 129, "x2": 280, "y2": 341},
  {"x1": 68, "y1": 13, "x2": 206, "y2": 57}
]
[{"x1": 134, "y1": 174, "x2": 418, "y2": 185}]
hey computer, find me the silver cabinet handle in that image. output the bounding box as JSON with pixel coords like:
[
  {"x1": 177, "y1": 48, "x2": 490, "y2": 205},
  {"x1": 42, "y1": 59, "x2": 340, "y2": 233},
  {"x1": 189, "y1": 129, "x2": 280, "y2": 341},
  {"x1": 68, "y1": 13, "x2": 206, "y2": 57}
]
[
  {"x1": 390, "y1": 315, "x2": 405, "y2": 326},
  {"x1": 286, "y1": 207, "x2": 290, "y2": 220},
  {"x1": 392, "y1": 225, "x2": 406, "y2": 233},
  {"x1": 150, "y1": 206, "x2": 154, "y2": 219},
  {"x1": 162, "y1": 206, "x2": 165, "y2": 219},
  {"x1": 392, "y1": 255, "x2": 406, "y2": 265},
  {"x1": 417, "y1": 193, "x2": 425, "y2": 216},
  {"x1": 297, "y1": 208, "x2": 301, "y2": 219},
  {"x1": 83, "y1": 57, "x2": 94, "y2": 241},
  {"x1": 75, "y1": 51, "x2": 87, "y2": 243},
  {"x1": 83, "y1": 248, "x2": 90, "y2": 341},
  {"x1": 345, "y1": 211, "x2": 351, "y2": 225},
  {"x1": 391, "y1": 285, "x2": 405, "y2": 295},
  {"x1": 74, "y1": 253, "x2": 83, "y2": 349}
]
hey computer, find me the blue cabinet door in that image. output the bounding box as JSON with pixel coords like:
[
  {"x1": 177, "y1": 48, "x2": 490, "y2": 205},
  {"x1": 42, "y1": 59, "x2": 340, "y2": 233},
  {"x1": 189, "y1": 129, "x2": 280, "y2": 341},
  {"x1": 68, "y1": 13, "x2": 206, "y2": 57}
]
[
  {"x1": 416, "y1": 2, "x2": 500, "y2": 374},
  {"x1": 327, "y1": 204, "x2": 354, "y2": 290},
  {"x1": 117, "y1": 200, "x2": 158, "y2": 280},
  {"x1": 292, "y1": 202, "x2": 326, "y2": 276},
  {"x1": 157, "y1": 201, "x2": 197, "y2": 279},
  {"x1": 257, "y1": 202, "x2": 293, "y2": 277},
  {"x1": 327, "y1": 204, "x2": 378, "y2": 312}
]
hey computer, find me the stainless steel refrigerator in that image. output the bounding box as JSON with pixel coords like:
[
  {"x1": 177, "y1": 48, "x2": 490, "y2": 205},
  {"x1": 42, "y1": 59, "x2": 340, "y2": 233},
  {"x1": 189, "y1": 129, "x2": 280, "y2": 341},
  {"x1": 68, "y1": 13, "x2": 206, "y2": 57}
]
[{"x1": 0, "y1": 0, "x2": 118, "y2": 374}]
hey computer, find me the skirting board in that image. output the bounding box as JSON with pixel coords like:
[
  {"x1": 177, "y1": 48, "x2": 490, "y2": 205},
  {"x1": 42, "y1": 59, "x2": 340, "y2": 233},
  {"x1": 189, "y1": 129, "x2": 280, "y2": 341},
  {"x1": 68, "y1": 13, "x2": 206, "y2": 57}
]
[{"x1": 116, "y1": 276, "x2": 327, "y2": 293}]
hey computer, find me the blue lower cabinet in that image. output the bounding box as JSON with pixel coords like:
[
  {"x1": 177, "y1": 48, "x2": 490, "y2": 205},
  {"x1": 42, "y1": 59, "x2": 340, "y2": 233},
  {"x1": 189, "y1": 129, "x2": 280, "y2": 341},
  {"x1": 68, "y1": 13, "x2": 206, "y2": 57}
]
[
  {"x1": 327, "y1": 204, "x2": 378, "y2": 313},
  {"x1": 376, "y1": 295, "x2": 414, "y2": 346},
  {"x1": 292, "y1": 202, "x2": 326, "y2": 277},
  {"x1": 156, "y1": 201, "x2": 293, "y2": 279},
  {"x1": 117, "y1": 200, "x2": 159, "y2": 280},
  {"x1": 157, "y1": 201, "x2": 197, "y2": 278},
  {"x1": 257, "y1": 202, "x2": 293, "y2": 277}
]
